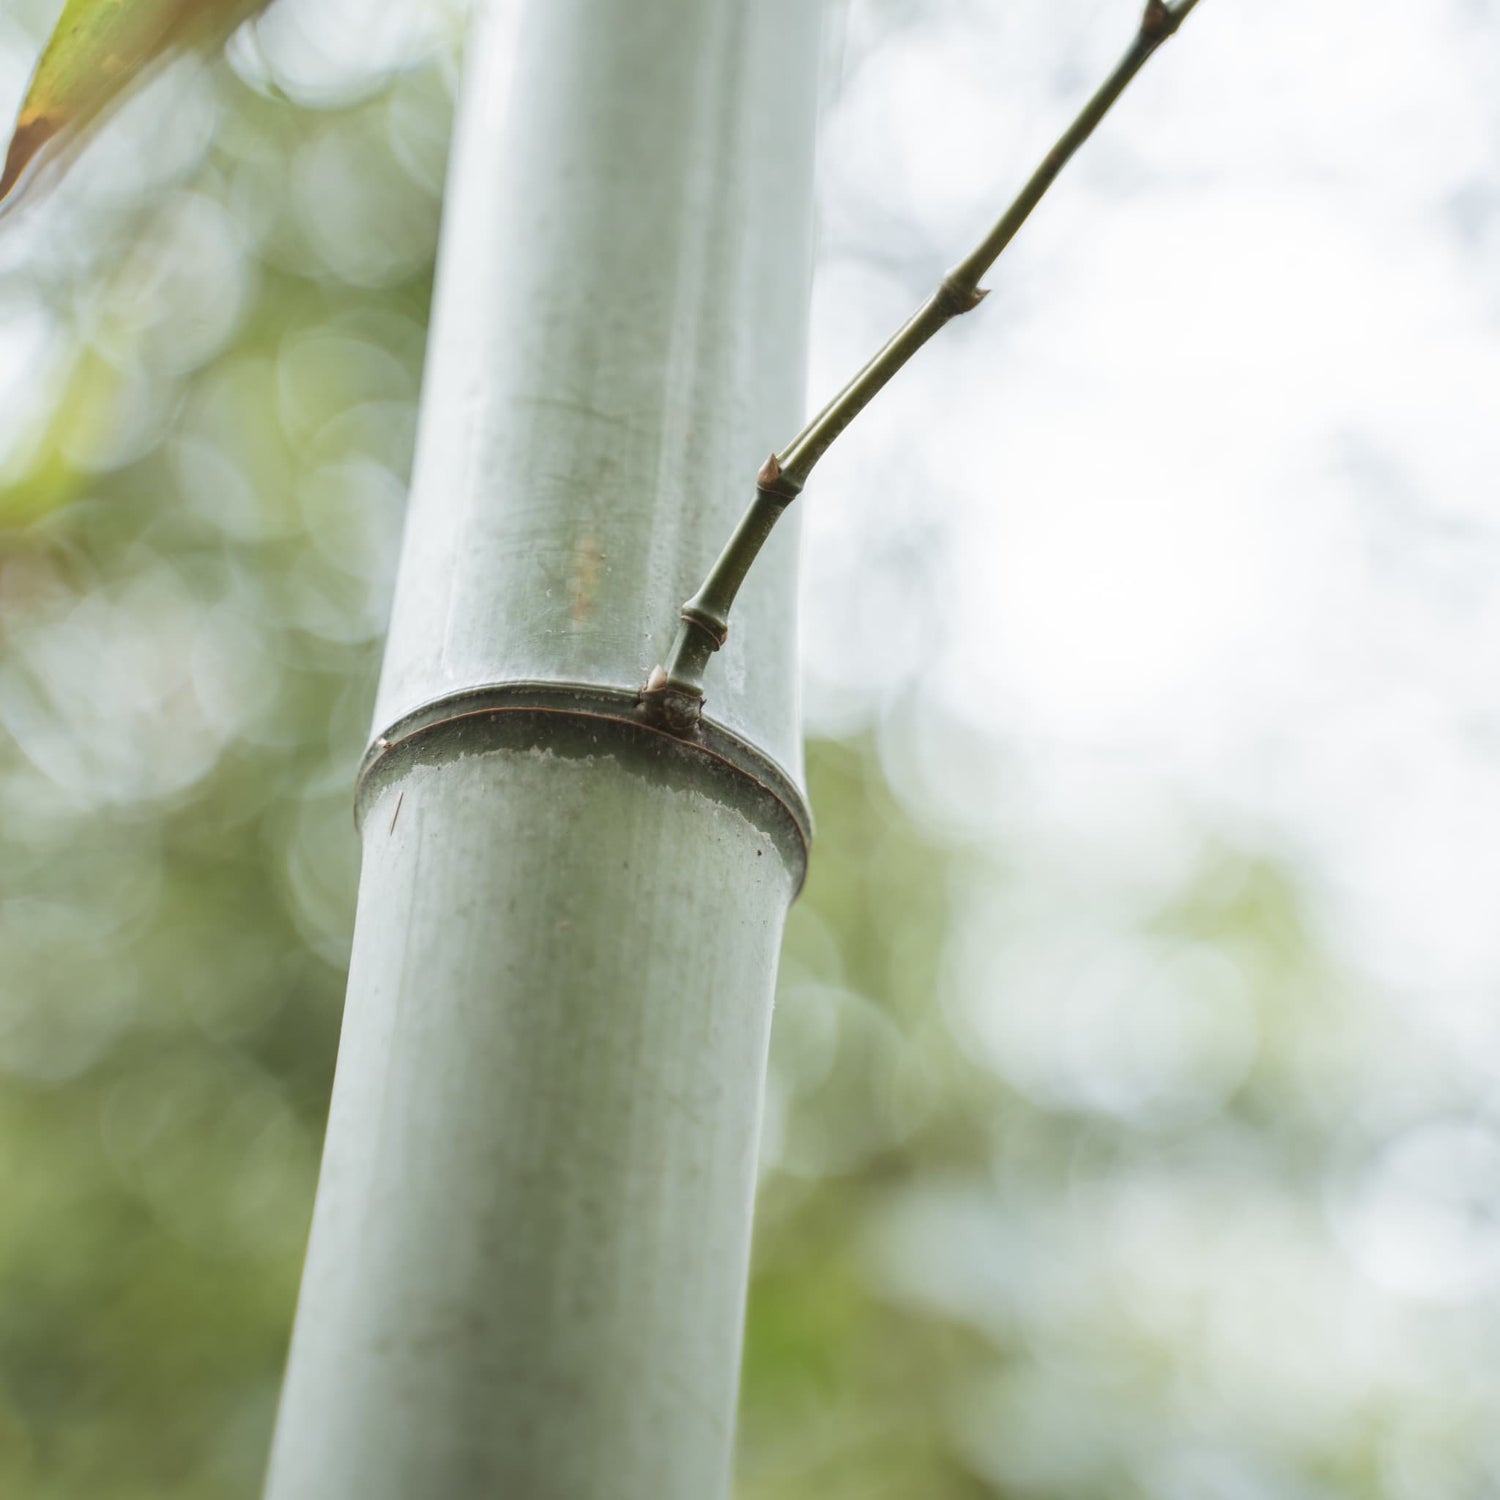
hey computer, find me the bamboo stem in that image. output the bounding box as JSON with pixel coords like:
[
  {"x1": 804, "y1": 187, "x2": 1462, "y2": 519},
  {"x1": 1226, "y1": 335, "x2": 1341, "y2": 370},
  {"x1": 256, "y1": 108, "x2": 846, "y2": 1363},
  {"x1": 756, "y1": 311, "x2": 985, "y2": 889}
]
[
  {"x1": 263, "y1": 0, "x2": 821, "y2": 1493},
  {"x1": 642, "y1": 0, "x2": 1204, "y2": 731}
]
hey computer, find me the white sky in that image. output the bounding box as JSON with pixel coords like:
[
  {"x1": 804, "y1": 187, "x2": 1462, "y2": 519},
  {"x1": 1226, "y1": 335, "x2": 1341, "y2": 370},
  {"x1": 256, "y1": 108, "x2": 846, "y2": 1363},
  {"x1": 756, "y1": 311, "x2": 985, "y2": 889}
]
[{"x1": 802, "y1": 0, "x2": 1500, "y2": 1048}]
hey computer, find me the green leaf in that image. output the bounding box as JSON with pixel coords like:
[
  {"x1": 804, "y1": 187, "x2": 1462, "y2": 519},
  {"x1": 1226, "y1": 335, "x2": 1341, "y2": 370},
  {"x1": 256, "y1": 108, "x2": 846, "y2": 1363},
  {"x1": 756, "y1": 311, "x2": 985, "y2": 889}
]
[{"x1": 0, "y1": 0, "x2": 272, "y2": 211}]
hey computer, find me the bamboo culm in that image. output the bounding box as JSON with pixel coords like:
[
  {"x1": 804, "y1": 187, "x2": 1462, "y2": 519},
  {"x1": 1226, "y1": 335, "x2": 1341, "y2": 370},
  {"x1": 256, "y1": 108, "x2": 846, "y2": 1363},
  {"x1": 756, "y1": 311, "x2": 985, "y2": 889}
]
[{"x1": 262, "y1": 0, "x2": 820, "y2": 1494}]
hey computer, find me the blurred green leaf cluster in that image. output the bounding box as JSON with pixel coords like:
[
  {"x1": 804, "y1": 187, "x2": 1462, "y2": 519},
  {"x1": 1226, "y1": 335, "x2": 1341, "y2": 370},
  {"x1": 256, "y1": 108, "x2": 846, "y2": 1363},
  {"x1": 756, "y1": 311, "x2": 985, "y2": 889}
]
[
  {"x1": 0, "y1": 9, "x2": 448, "y2": 1493},
  {"x1": 0, "y1": 0, "x2": 274, "y2": 210}
]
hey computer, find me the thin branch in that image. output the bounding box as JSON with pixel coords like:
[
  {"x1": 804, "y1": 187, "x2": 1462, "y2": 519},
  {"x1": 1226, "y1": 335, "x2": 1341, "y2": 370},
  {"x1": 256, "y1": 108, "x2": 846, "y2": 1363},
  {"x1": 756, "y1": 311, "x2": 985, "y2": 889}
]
[{"x1": 641, "y1": 0, "x2": 1205, "y2": 734}]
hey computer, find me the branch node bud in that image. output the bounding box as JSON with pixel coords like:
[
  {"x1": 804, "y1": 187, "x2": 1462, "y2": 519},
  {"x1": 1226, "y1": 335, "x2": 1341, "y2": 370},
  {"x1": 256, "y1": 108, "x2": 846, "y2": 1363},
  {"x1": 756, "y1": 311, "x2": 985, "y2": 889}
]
[
  {"x1": 679, "y1": 602, "x2": 730, "y2": 650},
  {"x1": 757, "y1": 451, "x2": 803, "y2": 503},
  {"x1": 1141, "y1": 0, "x2": 1179, "y2": 41},
  {"x1": 938, "y1": 274, "x2": 988, "y2": 316},
  {"x1": 639, "y1": 669, "x2": 704, "y2": 736}
]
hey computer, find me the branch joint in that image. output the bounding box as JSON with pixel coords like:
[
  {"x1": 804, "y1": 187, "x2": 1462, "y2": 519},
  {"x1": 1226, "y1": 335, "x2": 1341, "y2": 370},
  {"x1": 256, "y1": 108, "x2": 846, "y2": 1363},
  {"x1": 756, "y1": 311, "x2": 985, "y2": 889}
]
[
  {"x1": 937, "y1": 273, "x2": 990, "y2": 317},
  {"x1": 1140, "y1": 0, "x2": 1182, "y2": 41},
  {"x1": 757, "y1": 451, "x2": 803, "y2": 503},
  {"x1": 639, "y1": 666, "x2": 705, "y2": 736},
  {"x1": 678, "y1": 600, "x2": 730, "y2": 650}
]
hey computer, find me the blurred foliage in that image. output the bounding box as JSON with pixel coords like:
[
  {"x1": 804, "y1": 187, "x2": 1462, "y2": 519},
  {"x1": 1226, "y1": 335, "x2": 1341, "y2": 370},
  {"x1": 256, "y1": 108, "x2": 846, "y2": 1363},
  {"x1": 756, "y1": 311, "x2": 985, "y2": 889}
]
[
  {"x1": 0, "y1": 4, "x2": 449, "y2": 1494},
  {"x1": 0, "y1": 0, "x2": 272, "y2": 209},
  {"x1": 0, "y1": 3, "x2": 1496, "y2": 1499}
]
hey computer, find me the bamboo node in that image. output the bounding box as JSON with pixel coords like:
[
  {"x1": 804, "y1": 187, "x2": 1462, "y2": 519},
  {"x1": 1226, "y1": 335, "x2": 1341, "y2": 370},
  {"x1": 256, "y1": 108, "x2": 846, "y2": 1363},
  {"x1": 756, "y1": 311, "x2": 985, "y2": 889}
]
[
  {"x1": 757, "y1": 452, "x2": 804, "y2": 503},
  {"x1": 638, "y1": 671, "x2": 704, "y2": 736},
  {"x1": 937, "y1": 275, "x2": 989, "y2": 315},
  {"x1": 679, "y1": 601, "x2": 730, "y2": 649}
]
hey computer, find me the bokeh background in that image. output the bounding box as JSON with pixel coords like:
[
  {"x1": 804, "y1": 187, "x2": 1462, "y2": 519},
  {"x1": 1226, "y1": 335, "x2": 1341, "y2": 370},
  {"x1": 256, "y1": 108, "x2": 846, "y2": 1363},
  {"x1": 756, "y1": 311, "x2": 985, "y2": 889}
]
[{"x1": 3, "y1": 0, "x2": 1499, "y2": 1495}]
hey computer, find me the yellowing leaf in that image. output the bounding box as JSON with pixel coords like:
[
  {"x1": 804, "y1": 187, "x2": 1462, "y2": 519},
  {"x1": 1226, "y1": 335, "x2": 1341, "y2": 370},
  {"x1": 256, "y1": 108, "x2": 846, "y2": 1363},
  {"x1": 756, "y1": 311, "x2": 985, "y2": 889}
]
[{"x1": 0, "y1": 0, "x2": 272, "y2": 212}]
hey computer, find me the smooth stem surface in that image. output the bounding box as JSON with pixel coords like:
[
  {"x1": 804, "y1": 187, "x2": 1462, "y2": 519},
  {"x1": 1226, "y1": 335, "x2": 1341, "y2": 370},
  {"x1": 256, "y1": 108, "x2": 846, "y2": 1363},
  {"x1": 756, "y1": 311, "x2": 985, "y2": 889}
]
[
  {"x1": 264, "y1": 745, "x2": 799, "y2": 1500},
  {"x1": 648, "y1": 0, "x2": 1203, "y2": 724},
  {"x1": 263, "y1": 0, "x2": 820, "y2": 1494}
]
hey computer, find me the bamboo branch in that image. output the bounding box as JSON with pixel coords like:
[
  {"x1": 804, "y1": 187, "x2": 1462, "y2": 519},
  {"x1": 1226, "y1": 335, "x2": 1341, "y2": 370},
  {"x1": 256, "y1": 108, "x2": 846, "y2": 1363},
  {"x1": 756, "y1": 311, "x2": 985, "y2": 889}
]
[{"x1": 641, "y1": 0, "x2": 1204, "y2": 734}]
